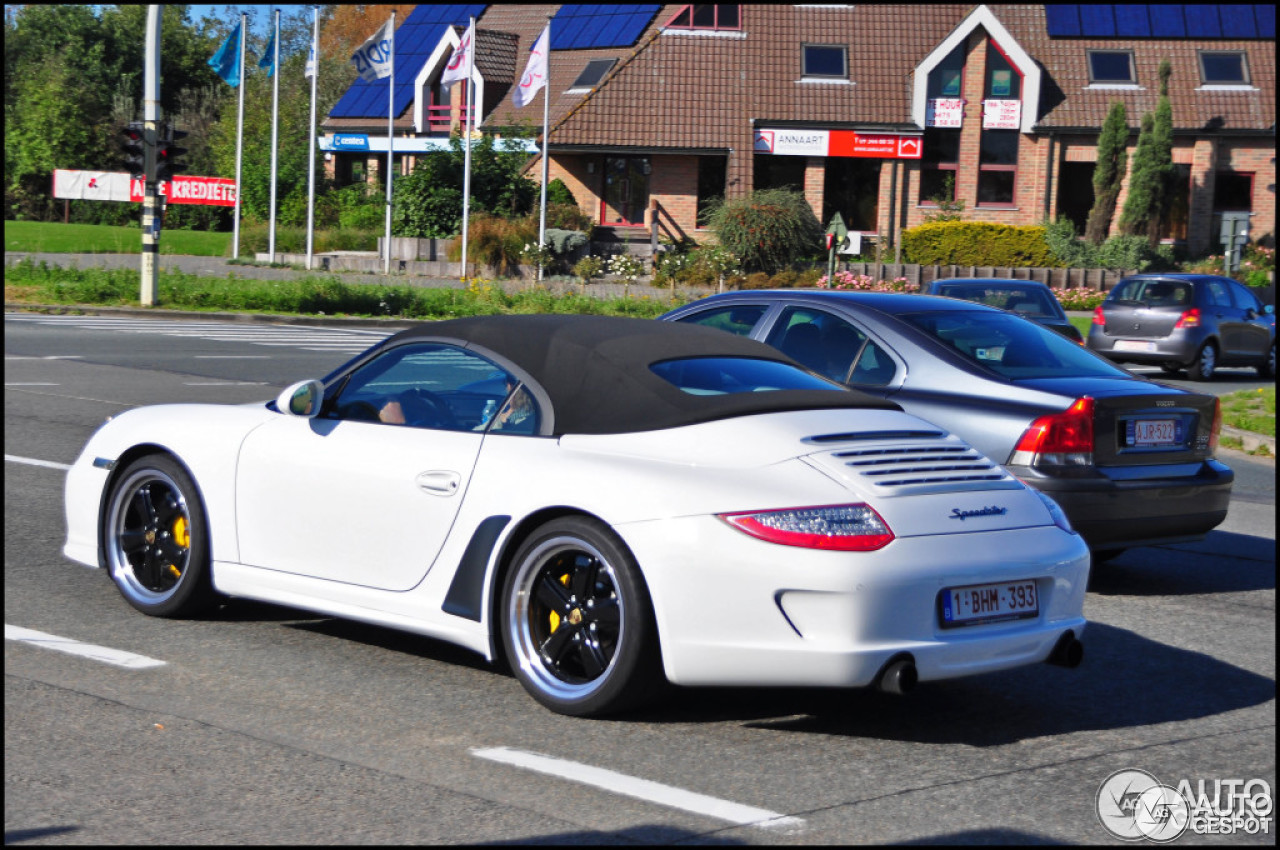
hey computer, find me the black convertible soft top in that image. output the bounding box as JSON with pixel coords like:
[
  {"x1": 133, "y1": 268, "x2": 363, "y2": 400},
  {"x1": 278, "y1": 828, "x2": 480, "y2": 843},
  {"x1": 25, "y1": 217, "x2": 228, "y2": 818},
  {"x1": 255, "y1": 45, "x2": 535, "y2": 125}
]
[{"x1": 378, "y1": 315, "x2": 898, "y2": 435}]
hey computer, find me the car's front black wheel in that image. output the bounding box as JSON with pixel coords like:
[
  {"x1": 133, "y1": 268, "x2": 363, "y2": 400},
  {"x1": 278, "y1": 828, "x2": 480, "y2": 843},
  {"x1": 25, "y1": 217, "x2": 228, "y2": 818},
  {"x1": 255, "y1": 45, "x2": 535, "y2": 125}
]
[
  {"x1": 1188, "y1": 341, "x2": 1217, "y2": 382},
  {"x1": 1258, "y1": 342, "x2": 1275, "y2": 379},
  {"x1": 103, "y1": 454, "x2": 216, "y2": 617},
  {"x1": 501, "y1": 517, "x2": 661, "y2": 716}
]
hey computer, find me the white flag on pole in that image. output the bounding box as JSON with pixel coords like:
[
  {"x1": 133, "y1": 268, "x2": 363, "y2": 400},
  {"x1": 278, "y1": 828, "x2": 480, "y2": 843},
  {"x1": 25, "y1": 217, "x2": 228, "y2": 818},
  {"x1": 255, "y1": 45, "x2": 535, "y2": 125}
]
[
  {"x1": 440, "y1": 21, "x2": 474, "y2": 85},
  {"x1": 350, "y1": 18, "x2": 393, "y2": 81},
  {"x1": 513, "y1": 24, "x2": 549, "y2": 108},
  {"x1": 305, "y1": 35, "x2": 317, "y2": 78}
]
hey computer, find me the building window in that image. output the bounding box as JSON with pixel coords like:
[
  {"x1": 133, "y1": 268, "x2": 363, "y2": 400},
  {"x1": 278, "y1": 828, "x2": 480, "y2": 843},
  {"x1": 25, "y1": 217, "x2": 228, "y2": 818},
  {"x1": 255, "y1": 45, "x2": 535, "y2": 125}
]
[
  {"x1": 696, "y1": 156, "x2": 726, "y2": 227},
  {"x1": 1213, "y1": 171, "x2": 1253, "y2": 211},
  {"x1": 824, "y1": 159, "x2": 881, "y2": 232},
  {"x1": 927, "y1": 44, "x2": 965, "y2": 99},
  {"x1": 919, "y1": 128, "x2": 960, "y2": 204},
  {"x1": 666, "y1": 4, "x2": 741, "y2": 31},
  {"x1": 601, "y1": 156, "x2": 650, "y2": 227},
  {"x1": 1087, "y1": 50, "x2": 1136, "y2": 84},
  {"x1": 1161, "y1": 164, "x2": 1192, "y2": 241},
  {"x1": 977, "y1": 130, "x2": 1018, "y2": 206},
  {"x1": 753, "y1": 154, "x2": 806, "y2": 193},
  {"x1": 803, "y1": 44, "x2": 847, "y2": 79},
  {"x1": 1199, "y1": 51, "x2": 1249, "y2": 85},
  {"x1": 571, "y1": 59, "x2": 617, "y2": 90},
  {"x1": 985, "y1": 42, "x2": 1022, "y2": 100}
]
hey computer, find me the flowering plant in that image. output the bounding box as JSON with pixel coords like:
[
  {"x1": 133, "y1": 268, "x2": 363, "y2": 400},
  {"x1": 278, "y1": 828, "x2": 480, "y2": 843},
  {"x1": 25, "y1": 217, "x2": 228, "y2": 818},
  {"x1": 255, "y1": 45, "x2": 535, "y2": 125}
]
[
  {"x1": 816, "y1": 271, "x2": 912, "y2": 292},
  {"x1": 520, "y1": 241, "x2": 553, "y2": 270},
  {"x1": 607, "y1": 253, "x2": 645, "y2": 284}
]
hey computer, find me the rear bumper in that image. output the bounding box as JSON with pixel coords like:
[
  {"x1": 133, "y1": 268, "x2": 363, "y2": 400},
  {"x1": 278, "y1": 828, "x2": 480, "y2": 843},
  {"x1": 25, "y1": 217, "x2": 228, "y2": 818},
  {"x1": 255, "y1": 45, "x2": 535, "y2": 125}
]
[
  {"x1": 1087, "y1": 328, "x2": 1201, "y2": 364},
  {"x1": 1016, "y1": 460, "x2": 1234, "y2": 549}
]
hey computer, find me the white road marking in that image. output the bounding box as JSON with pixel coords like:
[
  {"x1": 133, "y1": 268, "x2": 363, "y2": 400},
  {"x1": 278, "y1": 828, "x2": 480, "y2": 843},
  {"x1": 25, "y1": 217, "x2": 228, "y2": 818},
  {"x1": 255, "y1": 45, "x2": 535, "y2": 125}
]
[
  {"x1": 5, "y1": 382, "x2": 60, "y2": 386},
  {"x1": 7, "y1": 315, "x2": 392, "y2": 354},
  {"x1": 193, "y1": 355, "x2": 270, "y2": 359},
  {"x1": 5, "y1": 454, "x2": 72, "y2": 471},
  {"x1": 471, "y1": 746, "x2": 804, "y2": 830},
  {"x1": 183, "y1": 381, "x2": 268, "y2": 386},
  {"x1": 6, "y1": 625, "x2": 167, "y2": 670}
]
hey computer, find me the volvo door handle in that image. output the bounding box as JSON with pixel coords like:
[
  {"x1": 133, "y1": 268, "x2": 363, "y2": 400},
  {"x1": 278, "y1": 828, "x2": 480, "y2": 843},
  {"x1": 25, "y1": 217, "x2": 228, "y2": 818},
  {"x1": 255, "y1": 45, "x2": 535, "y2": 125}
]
[{"x1": 416, "y1": 470, "x2": 461, "y2": 496}]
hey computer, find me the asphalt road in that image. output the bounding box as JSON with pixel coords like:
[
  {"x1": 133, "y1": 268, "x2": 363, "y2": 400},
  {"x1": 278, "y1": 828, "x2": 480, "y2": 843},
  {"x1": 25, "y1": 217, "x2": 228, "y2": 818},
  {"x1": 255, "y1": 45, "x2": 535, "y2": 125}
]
[{"x1": 5, "y1": 313, "x2": 1275, "y2": 845}]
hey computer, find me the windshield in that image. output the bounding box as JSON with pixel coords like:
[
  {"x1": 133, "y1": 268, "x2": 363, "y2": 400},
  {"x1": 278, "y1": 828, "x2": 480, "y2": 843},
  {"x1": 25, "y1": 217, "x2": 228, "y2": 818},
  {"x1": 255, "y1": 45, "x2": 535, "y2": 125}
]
[
  {"x1": 650, "y1": 357, "x2": 846, "y2": 395},
  {"x1": 901, "y1": 311, "x2": 1131, "y2": 379},
  {"x1": 935, "y1": 284, "x2": 1062, "y2": 319}
]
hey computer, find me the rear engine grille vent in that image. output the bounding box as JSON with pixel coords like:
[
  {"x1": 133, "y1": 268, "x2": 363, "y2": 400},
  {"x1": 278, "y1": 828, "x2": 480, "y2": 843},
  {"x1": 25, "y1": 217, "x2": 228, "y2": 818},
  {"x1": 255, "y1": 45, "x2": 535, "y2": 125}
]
[{"x1": 831, "y1": 441, "x2": 1013, "y2": 489}]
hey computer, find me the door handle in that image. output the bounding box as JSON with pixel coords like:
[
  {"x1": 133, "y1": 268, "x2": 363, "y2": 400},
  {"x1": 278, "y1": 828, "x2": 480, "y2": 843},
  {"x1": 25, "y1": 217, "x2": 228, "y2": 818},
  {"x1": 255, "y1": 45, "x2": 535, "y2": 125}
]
[{"x1": 416, "y1": 470, "x2": 461, "y2": 496}]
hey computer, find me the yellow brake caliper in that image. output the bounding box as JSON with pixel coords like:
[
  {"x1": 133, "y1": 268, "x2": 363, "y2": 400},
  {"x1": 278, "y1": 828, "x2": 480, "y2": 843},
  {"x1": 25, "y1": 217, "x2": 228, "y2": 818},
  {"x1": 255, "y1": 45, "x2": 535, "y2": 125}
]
[
  {"x1": 548, "y1": 573, "x2": 570, "y2": 632},
  {"x1": 167, "y1": 516, "x2": 189, "y2": 579}
]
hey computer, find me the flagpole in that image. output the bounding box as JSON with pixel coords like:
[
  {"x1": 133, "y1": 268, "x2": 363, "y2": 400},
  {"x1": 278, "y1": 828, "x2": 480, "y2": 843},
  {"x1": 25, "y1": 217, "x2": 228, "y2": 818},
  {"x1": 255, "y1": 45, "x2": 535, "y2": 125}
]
[
  {"x1": 233, "y1": 12, "x2": 245, "y2": 259},
  {"x1": 306, "y1": 6, "x2": 319, "y2": 270},
  {"x1": 537, "y1": 17, "x2": 551, "y2": 283},
  {"x1": 267, "y1": 9, "x2": 280, "y2": 261},
  {"x1": 459, "y1": 17, "x2": 475, "y2": 281},
  {"x1": 384, "y1": 11, "x2": 395, "y2": 276}
]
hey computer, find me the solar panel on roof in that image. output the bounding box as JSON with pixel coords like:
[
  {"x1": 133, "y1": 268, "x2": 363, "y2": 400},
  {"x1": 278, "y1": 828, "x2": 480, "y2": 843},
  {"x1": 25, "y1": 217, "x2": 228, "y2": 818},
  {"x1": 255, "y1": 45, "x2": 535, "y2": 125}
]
[
  {"x1": 1045, "y1": 4, "x2": 1271, "y2": 38},
  {"x1": 549, "y1": 4, "x2": 659, "y2": 50}
]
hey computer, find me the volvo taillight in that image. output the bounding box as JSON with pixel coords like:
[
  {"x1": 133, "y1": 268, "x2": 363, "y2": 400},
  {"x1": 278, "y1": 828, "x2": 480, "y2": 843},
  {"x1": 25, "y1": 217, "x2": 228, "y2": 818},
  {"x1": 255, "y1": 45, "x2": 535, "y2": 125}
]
[{"x1": 1010, "y1": 397, "x2": 1095, "y2": 467}]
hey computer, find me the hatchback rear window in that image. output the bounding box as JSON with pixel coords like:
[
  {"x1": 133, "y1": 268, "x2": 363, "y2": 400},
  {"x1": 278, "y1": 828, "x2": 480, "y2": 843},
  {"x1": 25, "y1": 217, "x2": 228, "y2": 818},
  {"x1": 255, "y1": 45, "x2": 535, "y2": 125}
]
[
  {"x1": 650, "y1": 357, "x2": 844, "y2": 396},
  {"x1": 901, "y1": 311, "x2": 1130, "y2": 379},
  {"x1": 1108, "y1": 279, "x2": 1193, "y2": 307}
]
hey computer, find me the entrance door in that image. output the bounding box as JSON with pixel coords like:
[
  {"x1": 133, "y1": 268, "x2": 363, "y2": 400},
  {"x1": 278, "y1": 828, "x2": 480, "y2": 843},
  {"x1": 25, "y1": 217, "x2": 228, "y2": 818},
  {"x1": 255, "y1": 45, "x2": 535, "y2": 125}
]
[{"x1": 602, "y1": 156, "x2": 650, "y2": 226}]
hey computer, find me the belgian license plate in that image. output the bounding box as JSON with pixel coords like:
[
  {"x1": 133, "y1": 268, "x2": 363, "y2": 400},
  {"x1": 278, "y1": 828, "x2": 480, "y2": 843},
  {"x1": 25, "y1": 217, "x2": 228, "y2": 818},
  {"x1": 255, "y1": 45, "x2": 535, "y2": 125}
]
[
  {"x1": 1127, "y1": 418, "x2": 1181, "y2": 447},
  {"x1": 1115, "y1": 339, "x2": 1157, "y2": 353},
  {"x1": 940, "y1": 580, "x2": 1039, "y2": 628}
]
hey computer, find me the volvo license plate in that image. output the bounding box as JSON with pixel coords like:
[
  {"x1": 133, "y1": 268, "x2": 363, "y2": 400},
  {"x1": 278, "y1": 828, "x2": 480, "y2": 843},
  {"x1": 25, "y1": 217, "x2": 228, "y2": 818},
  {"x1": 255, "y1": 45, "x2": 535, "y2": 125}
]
[
  {"x1": 1127, "y1": 418, "x2": 1182, "y2": 447},
  {"x1": 940, "y1": 580, "x2": 1039, "y2": 628}
]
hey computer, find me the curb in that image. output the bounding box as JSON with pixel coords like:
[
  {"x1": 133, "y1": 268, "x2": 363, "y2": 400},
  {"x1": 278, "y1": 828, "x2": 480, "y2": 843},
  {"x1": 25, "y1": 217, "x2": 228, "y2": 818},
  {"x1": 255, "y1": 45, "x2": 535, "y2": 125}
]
[{"x1": 1221, "y1": 424, "x2": 1275, "y2": 456}]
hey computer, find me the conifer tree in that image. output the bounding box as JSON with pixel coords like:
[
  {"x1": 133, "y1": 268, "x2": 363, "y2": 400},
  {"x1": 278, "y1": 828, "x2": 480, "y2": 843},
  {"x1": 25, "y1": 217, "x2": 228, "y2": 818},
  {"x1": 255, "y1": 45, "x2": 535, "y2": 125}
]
[{"x1": 1084, "y1": 101, "x2": 1129, "y2": 244}]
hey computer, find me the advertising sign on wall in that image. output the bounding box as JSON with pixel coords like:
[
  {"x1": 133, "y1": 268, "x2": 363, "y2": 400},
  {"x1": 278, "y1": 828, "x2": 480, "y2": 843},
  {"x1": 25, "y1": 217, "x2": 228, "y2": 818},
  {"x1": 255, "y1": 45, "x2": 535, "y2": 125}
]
[
  {"x1": 54, "y1": 170, "x2": 237, "y2": 206},
  {"x1": 982, "y1": 99, "x2": 1022, "y2": 130},
  {"x1": 754, "y1": 129, "x2": 923, "y2": 159},
  {"x1": 926, "y1": 98, "x2": 964, "y2": 128}
]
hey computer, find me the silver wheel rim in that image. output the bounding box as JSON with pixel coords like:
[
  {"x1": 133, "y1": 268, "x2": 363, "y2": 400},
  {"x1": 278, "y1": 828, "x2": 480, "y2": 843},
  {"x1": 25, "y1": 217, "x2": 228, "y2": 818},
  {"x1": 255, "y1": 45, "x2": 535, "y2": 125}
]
[
  {"x1": 1199, "y1": 345, "x2": 1215, "y2": 378},
  {"x1": 507, "y1": 535, "x2": 624, "y2": 702},
  {"x1": 105, "y1": 468, "x2": 193, "y2": 606}
]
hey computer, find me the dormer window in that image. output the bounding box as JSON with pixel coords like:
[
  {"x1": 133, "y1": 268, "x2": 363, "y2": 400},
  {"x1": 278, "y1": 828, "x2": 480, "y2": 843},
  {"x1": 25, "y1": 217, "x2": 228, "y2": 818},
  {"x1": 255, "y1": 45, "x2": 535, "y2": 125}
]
[
  {"x1": 803, "y1": 44, "x2": 847, "y2": 79},
  {"x1": 571, "y1": 59, "x2": 617, "y2": 90},
  {"x1": 985, "y1": 42, "x2": 1021, "y2": 99},
  {"x1": 1199, "y1": 51, "x2": 1249, "y2": 85},
  {"x1": 667, "y1": 4, "x2": 741, "y2": 31},
  {"x1": 1088, "y1": 50, "x2": 1136, "y2": 85}
]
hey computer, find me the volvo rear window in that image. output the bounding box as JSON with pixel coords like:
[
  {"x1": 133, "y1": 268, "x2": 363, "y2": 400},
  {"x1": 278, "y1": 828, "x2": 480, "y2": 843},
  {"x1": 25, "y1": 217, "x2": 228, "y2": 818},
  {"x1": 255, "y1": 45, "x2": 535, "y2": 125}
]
[
  {"x1": 651, "y1": 357, "x2": 844, "y2": 396},
  {"x1": 902, "y1": 312, "x2": 1130, "y2": 379}
]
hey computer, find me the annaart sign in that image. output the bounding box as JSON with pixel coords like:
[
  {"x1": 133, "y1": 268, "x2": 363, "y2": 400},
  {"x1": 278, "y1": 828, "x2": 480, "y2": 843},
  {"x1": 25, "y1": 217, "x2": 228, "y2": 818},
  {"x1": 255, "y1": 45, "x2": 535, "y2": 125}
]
[{"x1": 755, "y1": 129, "x2": 922, "y2": 159}]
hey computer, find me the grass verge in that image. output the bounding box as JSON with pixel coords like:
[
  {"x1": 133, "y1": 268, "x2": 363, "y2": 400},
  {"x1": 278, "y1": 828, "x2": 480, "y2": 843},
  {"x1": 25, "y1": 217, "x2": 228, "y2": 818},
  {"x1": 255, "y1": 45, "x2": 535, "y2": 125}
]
[
  {"x1": 3, "y1": 257, "x2": 682, "y2": 319},
  {"x1": 1220, "y1": 386, "x2": 1275, "y2": 437},
  {"x1": 5, "y1": 220, "x2": 231, "y2": 256}
]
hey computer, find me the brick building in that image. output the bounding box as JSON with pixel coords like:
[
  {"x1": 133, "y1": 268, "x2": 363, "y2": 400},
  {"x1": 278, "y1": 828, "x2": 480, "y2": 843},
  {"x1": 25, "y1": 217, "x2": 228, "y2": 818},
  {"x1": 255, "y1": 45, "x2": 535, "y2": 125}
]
[{"x1": 323, "y1": 4, "x2": 1275, "y2": 257}]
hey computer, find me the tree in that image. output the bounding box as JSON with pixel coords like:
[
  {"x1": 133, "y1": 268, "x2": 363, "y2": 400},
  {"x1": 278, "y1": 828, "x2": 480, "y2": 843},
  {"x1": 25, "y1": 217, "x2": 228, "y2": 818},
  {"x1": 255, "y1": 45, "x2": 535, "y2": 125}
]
[
  {"x1": 1084, "y1": 101, "x2": 1128, "y2": 244},
  {"x1": 1119, "y1": 60, "x2": 1175, "y2": 245},
  {"x1": 703, "y1": 188, "x2": 823, "y2": 274}
]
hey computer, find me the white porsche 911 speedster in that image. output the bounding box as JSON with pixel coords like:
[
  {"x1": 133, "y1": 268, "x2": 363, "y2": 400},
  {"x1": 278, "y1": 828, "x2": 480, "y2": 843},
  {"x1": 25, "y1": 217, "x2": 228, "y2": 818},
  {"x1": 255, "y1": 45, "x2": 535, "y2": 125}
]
[{"x1": 64, "y1": 314, "x2": 1089, "y2": 716}]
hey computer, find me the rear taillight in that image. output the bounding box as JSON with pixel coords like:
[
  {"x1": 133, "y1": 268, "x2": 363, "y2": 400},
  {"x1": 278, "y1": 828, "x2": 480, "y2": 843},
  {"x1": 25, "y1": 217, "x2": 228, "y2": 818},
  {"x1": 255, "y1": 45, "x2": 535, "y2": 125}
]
[
  {"x1": 1209, "y1": 396, "x2": 1221, "y2": 453},
  {"x1": 1174, "y1": 308, "x2": 1201, "y2": 329},
  {"x1": 719, "y1": 504, "x2": 894, "y2": 551},
  {"x1": 1092, "y1": 306, "x2": 1106, "y2": 326},
  {"x1": 1010, "y1": 397, "x2": 1095, "y2": 467}
]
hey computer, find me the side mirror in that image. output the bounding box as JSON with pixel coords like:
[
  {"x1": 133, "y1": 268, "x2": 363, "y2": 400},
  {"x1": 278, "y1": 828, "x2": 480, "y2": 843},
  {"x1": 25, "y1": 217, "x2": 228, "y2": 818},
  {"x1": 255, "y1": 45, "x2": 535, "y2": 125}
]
[
  {"x1": 1264, "y1": 304, "x2": 1275, "y2": 316},
  {"x1": 275, "y1": 379, "x2": 325, "y2": 418}
]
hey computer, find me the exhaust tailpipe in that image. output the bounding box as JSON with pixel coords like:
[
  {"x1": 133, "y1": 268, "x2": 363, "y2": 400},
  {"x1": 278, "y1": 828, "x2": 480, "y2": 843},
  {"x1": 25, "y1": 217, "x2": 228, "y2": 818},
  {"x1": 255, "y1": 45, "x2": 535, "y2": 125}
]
[
  {"x1": 877, "y1": 657, "x2": 918, "y2": 694},
  {"x1": 1047, "y1": 631, "x2": 1084, "y2": 668}
]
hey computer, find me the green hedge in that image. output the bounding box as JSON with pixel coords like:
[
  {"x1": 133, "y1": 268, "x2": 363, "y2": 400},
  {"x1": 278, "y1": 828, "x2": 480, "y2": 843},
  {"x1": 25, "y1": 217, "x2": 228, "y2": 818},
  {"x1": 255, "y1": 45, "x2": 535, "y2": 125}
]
[{"x1": 902, "y1": 221, "x2": 1059, "y2": 267}]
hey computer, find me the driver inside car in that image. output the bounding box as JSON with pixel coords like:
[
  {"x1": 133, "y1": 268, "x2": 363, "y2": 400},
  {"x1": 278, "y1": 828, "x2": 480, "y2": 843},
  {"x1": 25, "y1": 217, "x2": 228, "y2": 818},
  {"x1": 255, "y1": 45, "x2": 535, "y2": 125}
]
[{"x1": 379, "y1": 390, "x2": 445, "y2": 427}]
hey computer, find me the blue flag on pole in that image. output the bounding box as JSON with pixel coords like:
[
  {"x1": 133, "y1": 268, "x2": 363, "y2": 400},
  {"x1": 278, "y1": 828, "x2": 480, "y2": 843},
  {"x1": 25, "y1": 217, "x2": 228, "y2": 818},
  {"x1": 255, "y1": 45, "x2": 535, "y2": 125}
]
[
  {"x1": 259, "y1": 27, "x2": 277, "y2": 77},
  {"x1": 208, "y1": 21, "x2": 242, "y2": 87}
]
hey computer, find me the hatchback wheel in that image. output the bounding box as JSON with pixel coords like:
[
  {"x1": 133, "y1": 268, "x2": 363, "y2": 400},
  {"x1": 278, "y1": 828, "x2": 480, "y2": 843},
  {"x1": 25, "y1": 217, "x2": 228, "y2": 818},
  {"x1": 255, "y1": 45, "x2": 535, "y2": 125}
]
[
  {"x1": 103, "y1": 454, "x2": 216, "y2": 617},
  {"x1": 1258, "y1": 343, "x2": 1276, "y2": 379},
  {"x1": 501, "y1": 517, "x2": 661, "y2": 716},
  {"x1": 1188, "y1": 342, "x2": 1216, "y2": 382}
]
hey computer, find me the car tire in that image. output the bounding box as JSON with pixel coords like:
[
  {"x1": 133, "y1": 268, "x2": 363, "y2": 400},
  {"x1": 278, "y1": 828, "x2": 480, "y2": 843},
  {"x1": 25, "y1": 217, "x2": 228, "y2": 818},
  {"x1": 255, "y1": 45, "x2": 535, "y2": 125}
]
[
  {"x1": 1188, "y1": 341, "x2": 1217, "y2": 382},
  {"x1": 501, "y1": 516, "x2": 662, "y2": 716},
  {"x1": 103, "y1": 454, "x2": 217, "y2": 618},
  {"x1": 1258, "y1": 343, "x2": 1276, "y2": 380},
  {"x1": 1160, "y1": 362, "x2": 1183, "y2": 375},
  {"x1": 1092, "y1": 548, "x2": 1126, "y2": 564}
]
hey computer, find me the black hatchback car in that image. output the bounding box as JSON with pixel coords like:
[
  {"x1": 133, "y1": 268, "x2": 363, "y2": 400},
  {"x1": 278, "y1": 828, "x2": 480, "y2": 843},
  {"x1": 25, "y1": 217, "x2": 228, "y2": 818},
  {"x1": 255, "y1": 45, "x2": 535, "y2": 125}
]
[
  {"x1": 923, "y1": 278, "x2": 1084, "y2": 342},
  {"x1": 1087, "y1": 274, "x2": 1275, "y2": 381}
]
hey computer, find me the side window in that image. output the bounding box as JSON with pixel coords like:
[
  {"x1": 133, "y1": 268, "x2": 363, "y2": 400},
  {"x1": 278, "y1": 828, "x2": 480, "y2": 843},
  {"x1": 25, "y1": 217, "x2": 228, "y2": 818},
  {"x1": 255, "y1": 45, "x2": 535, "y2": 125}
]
[
  {"x1": 676, "y1": 304, "x2": 767, "y2": 337},
  {"x1": 764, "y1": 306, "x2": 894, "y2": 385},
  {"x1": 1227, "y1": 280, "x2": 1262, "y2": 312},
  {"x1": 1206, "y1": 280, "x2": 1235, "y2": 308},
  {"x1": 328, "y1": 343, "x2": 531, "y2": 433}
]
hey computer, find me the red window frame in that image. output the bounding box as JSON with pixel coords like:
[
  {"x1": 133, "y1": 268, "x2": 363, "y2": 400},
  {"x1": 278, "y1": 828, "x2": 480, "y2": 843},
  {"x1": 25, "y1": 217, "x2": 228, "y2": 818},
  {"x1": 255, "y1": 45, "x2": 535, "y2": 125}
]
[{"x1": 664, "y1": 4, "x2": 743, "y2": 32}]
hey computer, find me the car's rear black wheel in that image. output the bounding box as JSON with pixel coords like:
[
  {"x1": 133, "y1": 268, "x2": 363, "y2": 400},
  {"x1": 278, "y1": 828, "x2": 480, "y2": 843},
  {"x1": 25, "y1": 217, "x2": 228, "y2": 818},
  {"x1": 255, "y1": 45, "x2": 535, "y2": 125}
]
[
  {"x1": 501, "y1": 517, "x2": 661, "y2": 716},
  {"x1": 1258, "y1": 343, "x2": 1275, "y2": 379},
  {"x1": 1160, "y1": 362, "x2": 1183, "y2": 374},
  {"x1": 1188, "y1": 341, "x2": 1217, "y2": 382},
  {"x1": 103, "y1": 455, "x2": 215, "y2": 617}
]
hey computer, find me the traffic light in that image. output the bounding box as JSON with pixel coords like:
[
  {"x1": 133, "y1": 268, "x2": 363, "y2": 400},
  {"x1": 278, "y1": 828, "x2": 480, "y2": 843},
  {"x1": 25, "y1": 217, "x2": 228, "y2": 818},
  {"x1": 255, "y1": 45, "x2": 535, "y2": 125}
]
[
  {"x1": 120, "y1": 121, "x2": 147, "y2": 179},
  {"x1": 156, "y1": 124, "x2": 188, "y2": 182}
]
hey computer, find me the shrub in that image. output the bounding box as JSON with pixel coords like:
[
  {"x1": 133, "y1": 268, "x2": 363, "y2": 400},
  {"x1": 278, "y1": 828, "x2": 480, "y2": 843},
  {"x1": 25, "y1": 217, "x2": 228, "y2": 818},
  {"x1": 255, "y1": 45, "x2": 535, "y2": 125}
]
[
  {"x1": 572, "y1": 255, "x2": 604, "y2": 282},
  {"x1": 703, "y1": 187, "x2": 823, "y2": 274},
  {"x1": 1095, "y1": 234, "x2": 1175, "y2": 272},
  {"x1": 901, "y1": 221, "x2": 1058, "y2": 267},
  {"x1": 454, "y1": 214, "x2": 535, "y2": 276},
  {"x1": 1045, "y1": 217, "x2": 1097, "y2": 268},
  {"x1": 545, "y1": 178, "x2": 577, "y2": 207}
]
